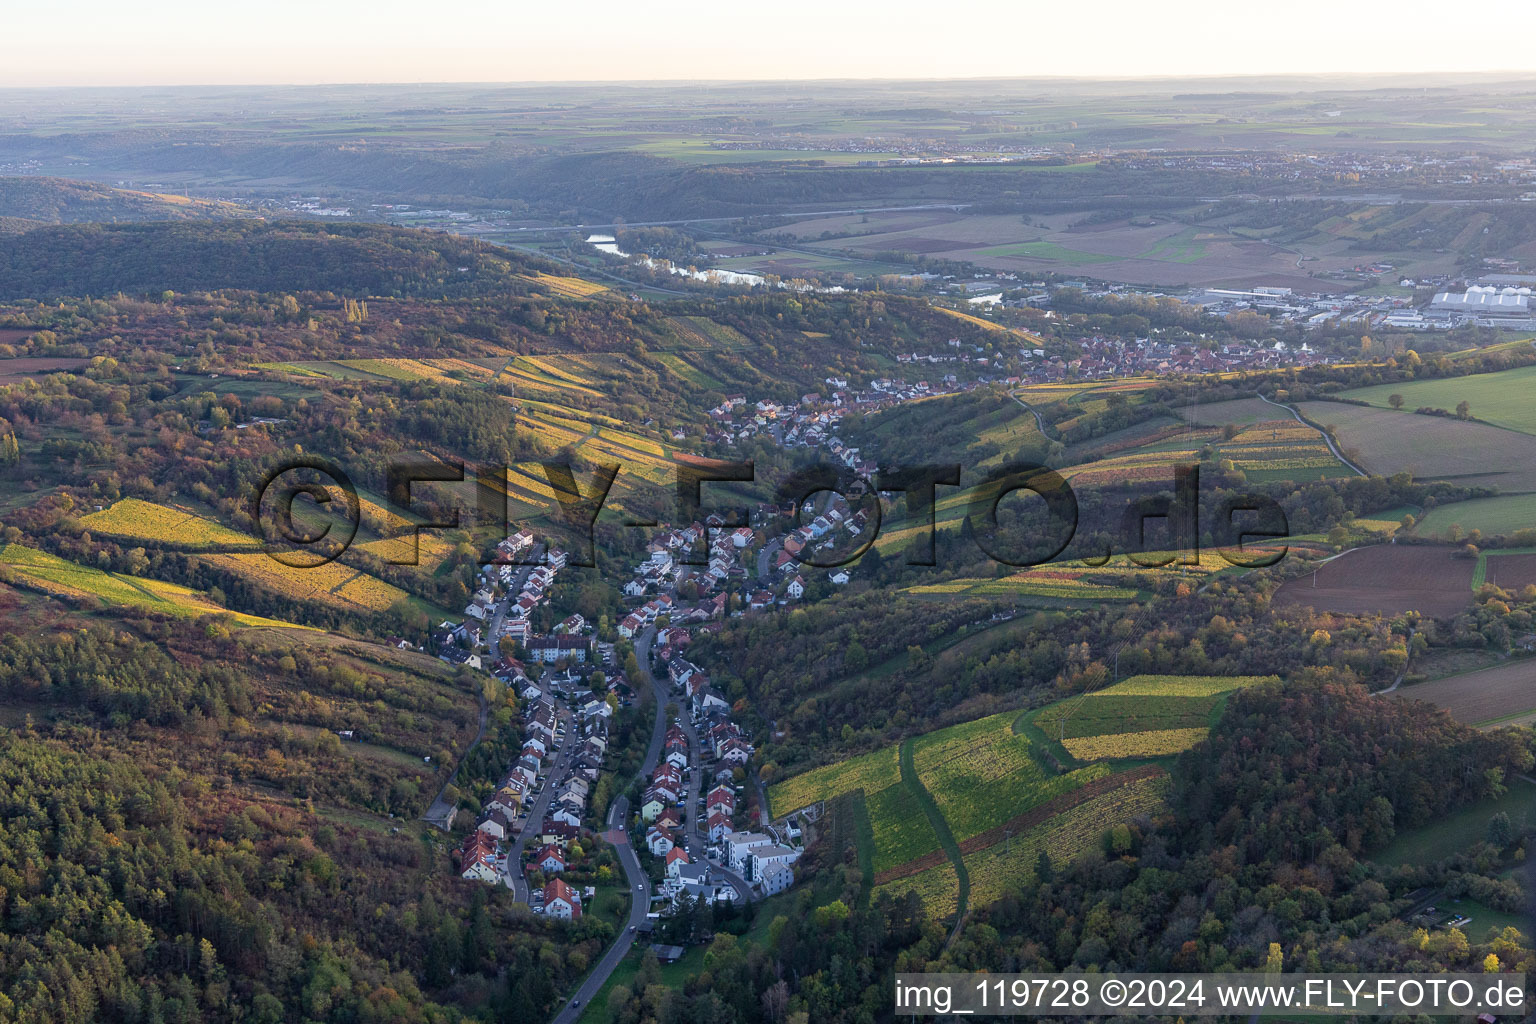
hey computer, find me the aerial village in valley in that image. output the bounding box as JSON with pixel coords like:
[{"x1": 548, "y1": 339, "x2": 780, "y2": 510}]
[{"x1": 432, "y1": 509, "x2": 807, "y2": 955}]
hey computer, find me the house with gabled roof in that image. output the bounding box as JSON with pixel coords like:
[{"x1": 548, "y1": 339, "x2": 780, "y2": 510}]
[
  {"x1": 543, "y1": 878, "x2": 581, "y2": 919},
  {"x1": 534, "y1": 844, "x2": 566, "y2": 874}
]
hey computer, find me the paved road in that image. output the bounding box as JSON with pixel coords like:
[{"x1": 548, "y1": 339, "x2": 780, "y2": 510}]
[
  {"x1": 659, "y1": 674, "x2": 753, "y2": 902},
  {"x1": 1257, "y1": 392, "x2": 1367, "y2": 476},
  {"x1": 484, "y1": 546, "x2": 543, "y2": 658},
  {"x1": 548, "y1": 627, "x2": 665, "y2": 1023},
  {"x1": 503, "y1": 706, "x2": 574, "y2": 901},
  {"x1": 1006, "y1": 389, "x2": 1055, "y2": 441},
  {"x1": 549, "y1": 793, "x2": 649, "y2": 1024},
  {"x1": 755, "y1": 537, "x2": 781, "y2": 580}
]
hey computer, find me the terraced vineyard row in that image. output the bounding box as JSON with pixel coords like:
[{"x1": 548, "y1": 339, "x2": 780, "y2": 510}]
[
  {"x1": 0, "y1": 544, "x2": 304, "y2": 628},
  {"x1": 773, "y1": 676, "x2": 1271, "y2": 924}
]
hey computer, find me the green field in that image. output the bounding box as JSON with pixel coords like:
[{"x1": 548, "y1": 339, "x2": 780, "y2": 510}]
[
  {"x1": 1412, "y1": 495, "x2": 1536, "y2": 539},
  {"x1": 1033, "y1": 675, "x2": 1277, "y2": 761},
  {"x1": 1339, "y1": 363, "x2": 1536, "y2": 435},
  {"x1": 911, "y1": 712, "x2": 1109, "y2": 844},
  {"x1": 768, "y1": 699, "x2": 1192, "y2": 917},
  {"x1": 1371, "y1": 779, "x2": 1536, "y2": 868},
  {"x1": 1297, "y1": 400, "x2": 1536, "y2": 492}
]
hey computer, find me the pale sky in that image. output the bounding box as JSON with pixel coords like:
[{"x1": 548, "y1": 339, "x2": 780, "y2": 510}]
[{"x1": 4, "y1": 0, "x2": 1534, "y2": 86}]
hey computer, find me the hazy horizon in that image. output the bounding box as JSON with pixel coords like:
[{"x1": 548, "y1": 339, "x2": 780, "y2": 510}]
[{"x1": 8, "y1": 0, "x2": 1536, "y2": 88}]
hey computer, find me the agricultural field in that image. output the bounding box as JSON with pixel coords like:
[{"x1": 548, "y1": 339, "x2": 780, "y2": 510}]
[
  {"x1": 0, "y1": 543, "x2": 303, "y2": 628},
  {"x1": 354, "y1": 531, "x2": 457, "y2": 570},
  {"x1": 1061, "y1": 728, "x2": 1209, "y2": 759},
  {"x1": 766, "y1": 743, "x2": 943, "y2": 874},
  {"x1": 1298, "y1": 400, "x2": 1536, "y2": 491},
  {"x1": 334, "y1": 358, "x2": 458, "y2": 383},
  {"x1": 1399, "y1": 661, "x2": 1536, "y2": 729},
  {"x1": 1091, "y1": 674, "x2": 1279, "y2": 698},
  {"x1": 1034, "y1": 694, "x2": 1217, "y2": 738},
  {"x1": 766, "y1": 745, "x2": 900, "y2": 818},
  {"x1": 781, "y1": 209, "x2": 1349, "y2": 288},
  {"x1": 933, "y1": 305, "x2": 1045, "y2": 343},
  {"x1": 263, "y1": 358, "x2": 473, "y2": 386},
  {"x1": 870, "y1": 858, "x2": 960, "y2": 919},
  {"x1": 903, "y1": 570, "x2": 1138, "y2": 603},
  {"x1": 518, "y1": 272, "x2": 608, "y2": 298},
  {"x1": 1271, "y1": 544, "x2": 1474, "y2": 618},
  {"x1": 662, "y1": 315, "x2": 752, "y2": 351},
  {"x1": 653, "y1": 352, "x2": 723, "y2": 388},
  {"x1": 1480, "y1": 551, "x2": 1536, "y2": 591},
  {"x1": 910, "y1": 712, "x2": 1110, "y2": 844},
  {"x1": 1413, "y1": 495, "x2": 1536, "y2": 540},
  {"x1": 863, "y1": 780, "x2": 944, "y2": 874},
  {"x1": 772, "y1": 704, "x2": 1171, "y2": 907},
  {"x1": 1338, "y1": 364, "x2": 1536, "y2": 436},
  {"x1": 200, "y1": 552, "x2": 411, "y2": 614},
  {"x1": 1033, "y1": 674, "x2": 1276, "y2": 761},
  {"x1": 80, "y1": 498, "x2": 258, "y2": 549},
  {"x1": 503, "y1": 358, "x2": 605, "y2": 398},
  {"x1": 963, "y1": 769, "x2": 1169, "y2": 908},
  {"x1": 1178, "y1": 397, "x2": 1285, "y2": 427}
]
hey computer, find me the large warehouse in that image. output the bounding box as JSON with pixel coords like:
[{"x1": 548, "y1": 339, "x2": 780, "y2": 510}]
[{"x1": 1431, "y1": 285, "x2": 1532, "y2": 315}]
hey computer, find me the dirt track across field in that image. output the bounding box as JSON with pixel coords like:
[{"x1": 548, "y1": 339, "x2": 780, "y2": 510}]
[{"x1": 1271, "y1": 545, "x2": 1473, "y2": 618}]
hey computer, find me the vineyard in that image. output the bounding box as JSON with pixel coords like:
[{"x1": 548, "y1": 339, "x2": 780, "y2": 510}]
[
  {"x1": 1092, "y1": 674, "x2": 1277, "y2": 698},
  {"x1": 1061, "y1": 727, "x2": 1210, "y2": 760},
  {"x1": 871, "y1": 858, "x2": 959, "y2": 919},
  {"x1": 499, "y1": 360, "x2": 605, "y2": 399},
  {"x1": 201, "y1": 553, "x2": 410, "y2": 613},
  {"x1": 354, "y1": 531, "x2": 457, "y2": 570},
  {"x1": 905, "y1": 573, "x2": 1138, "y2": 602},
  {"x1": 770, "y1": 706, "x2": 1173, "y2": 917},
  {"x1": 1032, "y1": 674, "x2": 1277, "y2": 763},
  {"x1": 766, "y1": 744, "x2": 900, "y2": 818},
  {"x1": 911, "y1": 712, "x2": 1110, "y2": 844},
  {"x1": 519, "y1": 272, "x2": 609, "y2": 299},
  {"x1": 864, "y1": 782, "x2": 944, "y2": 873},
  {"x1": 654, "y1": 352, "x2": 724, "y2": 388},
  {"x1": 934, "y1": 305, "x2": 1045, "y2": 343},
  {"x1": 1034, "y1": 694, "x2": 1218, "y2": 738},
  {"x1": 80, "y1": 498, "x2": 258, "y2": 550},
  {"x1": 663, "y1": 315, "x2": 752, "y2": 351},
  {"x1": 0, "y1": 543, "x2": 302, "y2": 628},
  {"x1": 963, "y1": 770, "x2": 1168, "y2": 908}
]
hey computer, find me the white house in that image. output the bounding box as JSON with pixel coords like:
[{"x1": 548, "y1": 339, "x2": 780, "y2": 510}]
[
  {"x1": 724, "y1": 831, "x2": 774, "y2": 872},
  {"x1": 646, "y1": 827, "x2": 676, "y2": 857},
  {"x1": 760, "y1": 861, "x2": 794, "y2": 896},
  {"x1": 747, "y1": 844, "x2": 801, "y2": 882},
  {"x1": 543, "y1": 879, "x2": 582, "y2": 920},
  {"x1": 460, "y1": 853, "x2": 499, "y2": 884}
]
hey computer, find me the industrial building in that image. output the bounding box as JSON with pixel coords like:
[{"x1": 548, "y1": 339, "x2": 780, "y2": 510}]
[{"x1": 1430, "y1": 285, "x2": 1531, "y2": 315}]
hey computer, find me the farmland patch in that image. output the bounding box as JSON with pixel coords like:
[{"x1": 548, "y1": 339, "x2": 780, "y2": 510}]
[{"x1": 1271, "y1": 545, "x2": 1473, "y2": 618}]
